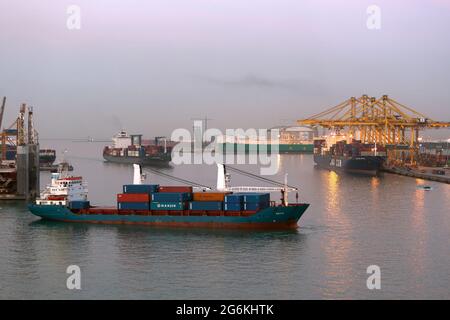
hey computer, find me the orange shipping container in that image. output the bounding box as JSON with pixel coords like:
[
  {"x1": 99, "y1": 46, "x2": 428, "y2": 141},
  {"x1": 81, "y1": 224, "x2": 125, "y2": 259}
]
[{"x1": 192, "y1": 192, "x2": 231, "y2": 201}]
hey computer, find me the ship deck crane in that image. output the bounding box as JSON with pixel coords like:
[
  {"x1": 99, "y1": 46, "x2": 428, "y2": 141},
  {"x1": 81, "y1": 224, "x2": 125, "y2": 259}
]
[
  {"x1": 216, "y1": 164, "x2": 298, "y2": 205},
  {"x1": 298, "y1": 95, "x2": 450, "y2": 165}
]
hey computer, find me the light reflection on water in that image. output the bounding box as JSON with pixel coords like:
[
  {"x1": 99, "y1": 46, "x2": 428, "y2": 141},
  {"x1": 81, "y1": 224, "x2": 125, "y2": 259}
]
[{"x1": 0, "y1": 141, "x2": 449, "y2": 299}]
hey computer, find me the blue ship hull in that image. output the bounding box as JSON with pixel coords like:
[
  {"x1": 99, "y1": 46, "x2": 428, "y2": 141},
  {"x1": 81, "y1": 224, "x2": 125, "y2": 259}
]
[{"x1": 28, "y1": 204, "x2": 309, "y2": 229}]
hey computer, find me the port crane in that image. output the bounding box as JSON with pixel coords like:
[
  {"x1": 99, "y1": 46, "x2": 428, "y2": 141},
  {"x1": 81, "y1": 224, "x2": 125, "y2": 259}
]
[{"x1": 298, "y1": 95, "x2": 450, "y2": 165}]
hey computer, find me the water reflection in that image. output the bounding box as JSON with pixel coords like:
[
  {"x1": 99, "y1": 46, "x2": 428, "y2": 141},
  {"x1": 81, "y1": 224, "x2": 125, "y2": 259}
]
[
  {"x1": 326, "y1": 171, "x2": 340, "y2": 214},
  {"x1": 319, "y1": 171, "x2": 355, "y2": 298}
]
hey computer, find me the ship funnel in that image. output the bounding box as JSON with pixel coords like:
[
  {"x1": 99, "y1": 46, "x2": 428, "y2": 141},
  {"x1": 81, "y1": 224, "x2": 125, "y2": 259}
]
[{"x1": 133, "y1": 164, "x2": 143, "y2": 185}]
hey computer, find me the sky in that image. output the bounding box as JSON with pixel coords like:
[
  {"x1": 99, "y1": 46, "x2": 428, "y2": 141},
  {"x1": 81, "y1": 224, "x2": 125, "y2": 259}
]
[{"x1": 0, "y1": 0, "x2": 449, "y2": 140}]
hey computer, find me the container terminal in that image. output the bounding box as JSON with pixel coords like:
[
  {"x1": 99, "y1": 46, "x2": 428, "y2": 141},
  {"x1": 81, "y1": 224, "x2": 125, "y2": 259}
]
[
  {"x1": 298, "y1": 95, "x2": 450, "y2": 182},
  {"x1": 0, "y1": 97, "x2": 40, "y2": 199}
]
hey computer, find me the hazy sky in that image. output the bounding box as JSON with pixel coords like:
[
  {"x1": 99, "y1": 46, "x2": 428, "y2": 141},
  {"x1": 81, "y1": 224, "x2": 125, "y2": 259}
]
[{"x1": 1, "y1": 0, "x2": 449, "y2": 140}]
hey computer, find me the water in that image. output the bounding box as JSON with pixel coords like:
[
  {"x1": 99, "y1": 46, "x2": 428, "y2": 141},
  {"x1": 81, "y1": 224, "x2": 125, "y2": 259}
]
[{"x1": 1, "y1": 141, "x2": 449, "y2": 299}]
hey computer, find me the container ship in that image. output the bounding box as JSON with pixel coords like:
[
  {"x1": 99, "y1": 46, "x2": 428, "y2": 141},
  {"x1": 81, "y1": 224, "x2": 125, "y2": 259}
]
[
  {"x1": 313, "y1": 135, "x2": 386, "y2": 176},
  {"x1": 39, "y1": 149, "x2": 56, "y2": 166},
  {"x1": 3, "y1": 145, "x2": 56, "y2": 166},
  {"x1": 217, "y1": 126, "x2": 315, "y2": 154},
  {"x1": 28, "y1": 164, "x2": 309, "y2": 229},
  {"x1": 103, "y1": 131, "x2": 172, "y2": 166}
]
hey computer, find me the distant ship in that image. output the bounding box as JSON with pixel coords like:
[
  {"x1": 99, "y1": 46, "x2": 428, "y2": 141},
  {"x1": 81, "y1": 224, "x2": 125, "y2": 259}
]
[
  {"x1": 103, "y1": 131, "x2": 172, "y2": 166},
  {"x1": 39, "y1": 149, "x2": 56, "y2": 166},
  {"x1": 313, "y1": 135, "x2": 386, "y2": 176},
  {"x1": 217, "y1": 126, "x2": 316, "y2": 154}
]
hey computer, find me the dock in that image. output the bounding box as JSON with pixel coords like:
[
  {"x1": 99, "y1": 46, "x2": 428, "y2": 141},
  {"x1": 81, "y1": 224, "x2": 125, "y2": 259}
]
[
  {"x1": 383, "y1": 167, "x2": 450, "y2": 184},
  {"x1": 0, "y1": 98, "x2": 40, "y2": 200}
]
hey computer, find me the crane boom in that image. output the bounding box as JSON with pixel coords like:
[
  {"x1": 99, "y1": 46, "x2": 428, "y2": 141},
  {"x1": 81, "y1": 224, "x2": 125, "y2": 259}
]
[{"x1": 0, "y1": 96, "x2": 6, "y2": 130}]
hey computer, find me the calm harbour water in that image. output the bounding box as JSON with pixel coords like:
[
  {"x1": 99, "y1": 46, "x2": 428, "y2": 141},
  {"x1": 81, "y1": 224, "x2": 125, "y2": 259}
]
[{"x1": 0, "y1": 140, "x2": 449, "y2": 299}]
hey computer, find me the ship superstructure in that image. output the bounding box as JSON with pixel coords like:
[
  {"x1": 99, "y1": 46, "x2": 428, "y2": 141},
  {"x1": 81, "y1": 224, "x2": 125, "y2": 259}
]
[{"x1": 36, "y1": 166, "x2": 88, "y2": 206}]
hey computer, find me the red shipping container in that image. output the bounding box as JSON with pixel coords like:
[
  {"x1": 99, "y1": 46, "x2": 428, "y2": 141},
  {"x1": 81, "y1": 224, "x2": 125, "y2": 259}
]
[
  {"x1": 158, "y1": 186, "x2": 193, "y2": 193},
  {"x1": 117, "y1": 193, "x2": 150, "y2": 203}
]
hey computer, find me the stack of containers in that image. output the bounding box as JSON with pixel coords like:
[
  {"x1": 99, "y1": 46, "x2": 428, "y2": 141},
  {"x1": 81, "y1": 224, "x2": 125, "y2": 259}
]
[
  {"x1": 224, "y1": 194, "x2": 244, "y2": 211},
  {"x1": 118, "y1": 184, "x2": 159, "y2": 210},
  {"x1": 242, "y1": 193, "x2": 270, "y2": 211},
  {"x1": 189, "y1": 192, "x2": 230, "y2": 211},
  {"x1": 150, "y1": 186, "x2": 193, "y2": 210}
]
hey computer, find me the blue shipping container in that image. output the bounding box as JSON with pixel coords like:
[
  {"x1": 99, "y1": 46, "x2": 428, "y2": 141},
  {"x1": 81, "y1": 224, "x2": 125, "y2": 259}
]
[
  {"x1": 244, "y1": 201, "x2": 269, "y2": 211},
  {"x1": 152, "y1": 192, "x2": 192, "y2": 202},
  {"x1": 224, "y1": 194, "x2": 244, "y2": 203},
  {"x1": 150, "y1": 202, "x2": 186, "y2": 210},
  {"x1": 224, "y1": 202, "x2": 243, "y2": 211},
  {"x1": 123, "y1": 184, "x2": 159, "y2": 194},
  {"x1": 189, "y1": 201, "x2": 223, "y2": 211},
  {"x1": 242, "y1": 193, "x2": 270, "y2": 203},
  {"x1": 118, "y1": 202, "x2": 150, "y2": 210},
  {"x1": 69, "y1": 200, "x2": 90, "y2": 209}
]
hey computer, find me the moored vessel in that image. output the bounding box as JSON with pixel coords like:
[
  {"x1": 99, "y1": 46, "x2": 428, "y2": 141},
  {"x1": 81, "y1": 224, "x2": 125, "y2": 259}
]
[
  {"x1": 217, "y1": 126, "x2": 315, "y2": 154},
  {"x1": 313, "y1": 134, "x2": 386, "y2": 176},
  {"x1": 39, "y1": 149, "x2": 56, "y2": 166}
]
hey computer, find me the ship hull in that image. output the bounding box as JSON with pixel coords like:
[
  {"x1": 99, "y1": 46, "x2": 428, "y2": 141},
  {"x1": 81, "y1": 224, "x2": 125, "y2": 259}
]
[
  {"x1": 103, "y1": 154, "x2": 171, "y2": 166},
  {"x1": 219, "y1": 143, "x2": 314, "y2": 154},
  {"x1": 28, "y1": 204, "x2": 309, "y2": 230},
  {"x1": 39, "y1": 155, "x2": 56, "y2": 166},
  {"x1": 314, "y1": 154, "x2": 385, "y2": 176}
]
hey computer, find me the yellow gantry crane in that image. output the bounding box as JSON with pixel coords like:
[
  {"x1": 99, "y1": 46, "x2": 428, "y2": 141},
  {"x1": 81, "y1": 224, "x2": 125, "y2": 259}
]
[{"x1": 298, "y1": 95, "x2": 450, "y2": 165}]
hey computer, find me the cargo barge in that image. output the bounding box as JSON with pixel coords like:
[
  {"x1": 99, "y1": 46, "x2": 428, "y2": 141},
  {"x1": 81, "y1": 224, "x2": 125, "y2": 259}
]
[
  {"x1": 103, "y1": 131, "x2": 172, "y2": 166},
  {"x1": 314, "y1": 135, "x2": 386, "y2": 176},
  {"x1": 28, "y1": 165, "x2": 309, "y2": 229}
]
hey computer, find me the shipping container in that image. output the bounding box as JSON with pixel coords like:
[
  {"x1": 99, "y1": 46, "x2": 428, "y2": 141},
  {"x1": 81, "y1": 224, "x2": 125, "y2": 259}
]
[
  {"x1": 244, "y1": 201, "x2": 269, "y2": 211},
  {"x1": 224, "y1": 202, "x2": 243, "y2": 211},
  {"x1": 192, "y1": 192, "x2": 230, "y2": 201},
  {"x1": 159, "y1": 186, "x2": 193, "y2": 193},
  {"x1": 152, "y1": 192, "x2": 192, "y2": 202},
  {"x1": 118, "y1": 202, "x2": 150, "y2": 210},
  {"x1": 242, "y1": 193, "x2": 270, "y2": 203},
  {"x1": 117, "y1": 193, "x2": 150, "y2": 203},
  {"x1": 123, "y1": 184, "x2": 159, "y2": 194},
  {"x1": 68, "y1": 200, "x2": 90, "y2": 209},
  {"x1": 150, "y1": 202, "x2": 187, "y2": 210},
  {"x1": 224, "y1": 194, "x2": 244, "y2": 203},
  {"x1": 189, "y1": 201, "x2": 223, "y2": 211}
]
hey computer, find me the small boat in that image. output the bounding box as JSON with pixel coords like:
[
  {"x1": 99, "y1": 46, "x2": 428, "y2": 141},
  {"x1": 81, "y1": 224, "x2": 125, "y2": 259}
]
[{"x1": 417, "y1": 185, "x2": 433, "y2": 191}]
